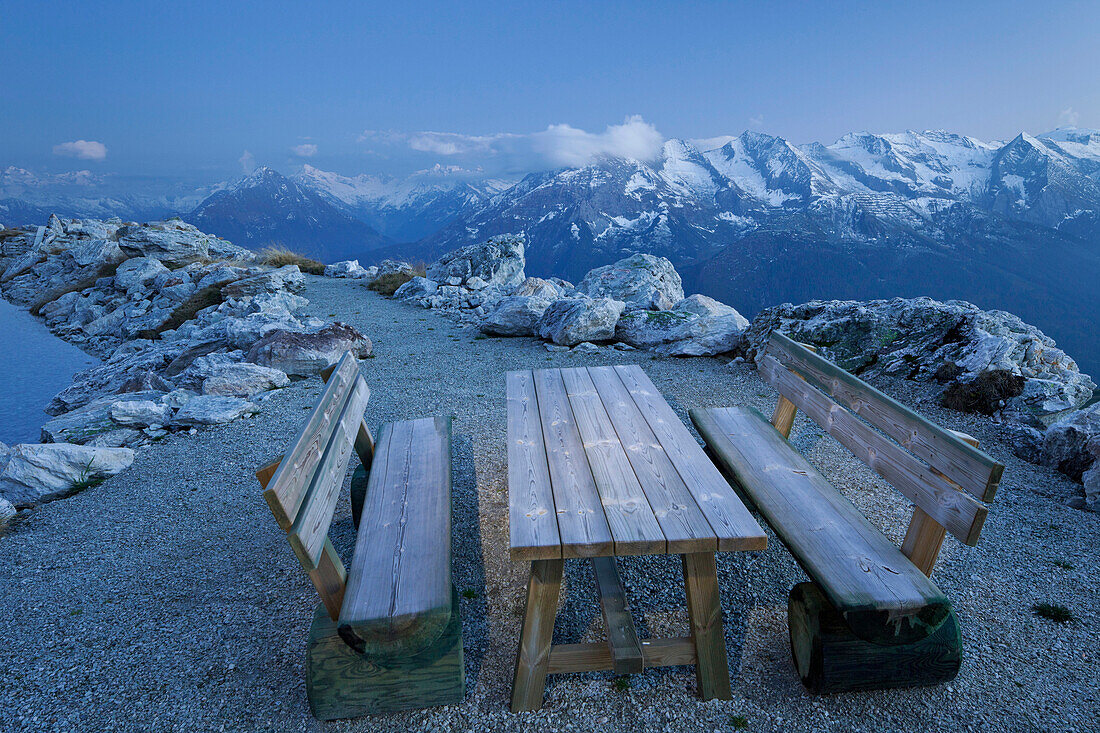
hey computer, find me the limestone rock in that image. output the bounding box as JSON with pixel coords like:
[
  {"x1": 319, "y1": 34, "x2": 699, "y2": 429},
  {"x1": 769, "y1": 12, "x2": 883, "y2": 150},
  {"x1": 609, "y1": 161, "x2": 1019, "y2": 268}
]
[
  {"x1": 173, "y1": 396, "x2": 258, "y2": 427},
  {"x1": 108, "y1": 400, "x2": 173, "y2": 428},
  {"x1": 221, "y1": 265, "x2": 304, "y2": 299},
  {"x1": 245, "y1": 322, "x2": 372, "y2": 375},
  {"x1": 113, "y1": 257, "x2": 170, "y2": 293},
  {"x1": 0, "y1": 495, "x2": 15, "y2": 526},
  {"x1": 480, "y1": 296, "x2": 554, "y2": 337},
  {"x1": 426, "y1": 235, "x2": 526, "y2": 292},
  {"x1": 324, "y1": 260, "x2": 368, "y2": 278},
  {"x1": 117, "y1": 220, "x2": 249, "y2": 266},
  {"x1": 744, "y1": 297, "x2": 1096, "y2": 426},
  {"x1": 200, "y1": 362, "x2": 290, "y2": 397},
  {"x1": 0, "y1": 443, "x2": 134, "y2": 507},
  {"x1": 393, "y1": 276, "x2": 438, "y2": 301},
  {"x1": 577, "y1": 254, "x2": 684, "y2": 311},
  {"x1": 537, "y1": 297, "x2": 625, "y2": 346},
  {"x1": 615, "y1": 295, "x2": 749, "y2": 356}
]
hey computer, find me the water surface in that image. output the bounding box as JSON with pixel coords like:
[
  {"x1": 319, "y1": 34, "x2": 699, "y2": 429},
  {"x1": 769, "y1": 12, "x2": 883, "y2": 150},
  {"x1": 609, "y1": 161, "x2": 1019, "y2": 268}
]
[{"x1": 0, "y1": 298, "x2": 98, "y2": 445}]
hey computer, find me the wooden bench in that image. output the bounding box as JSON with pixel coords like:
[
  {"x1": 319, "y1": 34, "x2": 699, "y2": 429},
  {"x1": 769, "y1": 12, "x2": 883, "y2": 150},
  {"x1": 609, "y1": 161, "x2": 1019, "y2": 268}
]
[
  {"x1": 255, "y1": 351, "x2": 464, "y2": 719},
  {"x1": 691, "y1": 333, "x2": 1004, "y2": 693}
]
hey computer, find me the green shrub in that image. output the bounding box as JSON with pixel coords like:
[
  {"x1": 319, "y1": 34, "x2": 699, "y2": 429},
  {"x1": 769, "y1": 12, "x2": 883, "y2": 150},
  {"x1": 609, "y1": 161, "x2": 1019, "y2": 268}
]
[{"x1": 1032, "y1": 603, "x2": 1074, "y2": 623}]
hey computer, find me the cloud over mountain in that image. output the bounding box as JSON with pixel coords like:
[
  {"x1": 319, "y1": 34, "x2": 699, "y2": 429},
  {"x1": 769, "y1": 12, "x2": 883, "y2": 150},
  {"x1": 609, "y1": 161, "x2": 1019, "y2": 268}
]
[{"x1": 52, "y1": 140, "x2": 107, "y2": 161}]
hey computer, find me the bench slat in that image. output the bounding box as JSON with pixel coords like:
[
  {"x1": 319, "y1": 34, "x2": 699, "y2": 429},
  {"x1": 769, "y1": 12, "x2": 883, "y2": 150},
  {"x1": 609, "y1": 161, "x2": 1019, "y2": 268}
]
[
  {"x1": 288, "y1": 375, "x2": 372, "y2": 569},
  {"x1": 264, "y1": 352, "x2": 361, "y2": 529},
  {"x1": 612, "y1": 365, "x2": 767, "y2": 552},
  {"x1": 758, "y1": 354, "x2": 988, "y2": 545},
  {"x1": 691, "y1": 405, "x2": 951, "y2": 645},
  {"x1": 339, "y1": 417, "x2": 453, "y2": 656},
  {"x1": 507, "y1": 371, "x2": 561, "y2": 561},
  {"x1": 533, "y1": 369, "x2": 614, "y2": 558},
  {"x1": 587, "y1": 366, "x2": 718, "y2": 554},
  {"x1": 766, "y1": 333, "x2": 1003, "y2": 501},
  {"x1": 561, "y1": 368, "x2": 666, "y2": 556}
]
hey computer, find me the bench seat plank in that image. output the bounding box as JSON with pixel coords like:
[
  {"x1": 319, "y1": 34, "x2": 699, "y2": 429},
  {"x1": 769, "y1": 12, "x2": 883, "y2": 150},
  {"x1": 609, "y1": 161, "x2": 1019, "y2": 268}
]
[
  {"x1": 339, "y1": 416, "x2": 453, "y2": 656},
  {"x1": 613, "y1": 365, "x2": 767, "y2": 552},
  {"x1": 507, "y1": 371, "x2": 561, "y2": 561},
  {"x1": 560, "y1": 367, "x2": 666, "y2": 556},
  {"x1": 691, "y1": 405, "x2": 951, "y2": 645}
]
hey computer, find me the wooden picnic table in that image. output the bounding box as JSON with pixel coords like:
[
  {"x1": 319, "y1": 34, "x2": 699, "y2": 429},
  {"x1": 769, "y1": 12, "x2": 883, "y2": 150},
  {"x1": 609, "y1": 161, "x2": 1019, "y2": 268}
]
[{"x1": 506, "y1": 364, "x2": 767, "y2": 712}]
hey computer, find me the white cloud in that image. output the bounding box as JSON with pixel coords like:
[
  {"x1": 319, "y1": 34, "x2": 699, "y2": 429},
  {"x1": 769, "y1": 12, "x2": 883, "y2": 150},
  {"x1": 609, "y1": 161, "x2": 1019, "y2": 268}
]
[
  {"x1": 359, "y1": 116, "x2": 666, "y2": 172},
  {"x1": 748, "y1": 114, "x2": 765, "y2": 128},
  {"x1": 1059, "y1": 107, "x2": 1080, "y2": 127},
  {"x1": 52, "y1": 140, "x2": 107, "y2": 161},
  {"x1": 292, "y1": 143, "x2": 318, "y2": 157},
  {"x1": 239, "y1": 150, "x2": 256, "y2": 173}
]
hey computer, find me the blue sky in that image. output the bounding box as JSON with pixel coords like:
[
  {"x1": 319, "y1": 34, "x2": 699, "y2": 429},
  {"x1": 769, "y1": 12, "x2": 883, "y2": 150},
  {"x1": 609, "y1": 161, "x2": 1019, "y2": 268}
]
[{"x1": 2, "y1": 0, "x2": 1097, "y2": 180}]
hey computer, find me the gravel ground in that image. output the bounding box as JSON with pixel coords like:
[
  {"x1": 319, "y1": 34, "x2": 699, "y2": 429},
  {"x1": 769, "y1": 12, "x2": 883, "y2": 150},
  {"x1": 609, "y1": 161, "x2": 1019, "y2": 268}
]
[{"x1": 1, "y1": 275, "x2": 1097, "y2": 732}]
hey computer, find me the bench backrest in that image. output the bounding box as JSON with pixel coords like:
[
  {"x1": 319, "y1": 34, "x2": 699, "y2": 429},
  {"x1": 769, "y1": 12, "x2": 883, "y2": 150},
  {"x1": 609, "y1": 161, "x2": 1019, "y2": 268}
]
[
  {"x1": 757, "y1": 332, "x2": 1004, "y2": 574},
  {"x1": 255, "y1": 351, "x2": 375, "y2": 620}
]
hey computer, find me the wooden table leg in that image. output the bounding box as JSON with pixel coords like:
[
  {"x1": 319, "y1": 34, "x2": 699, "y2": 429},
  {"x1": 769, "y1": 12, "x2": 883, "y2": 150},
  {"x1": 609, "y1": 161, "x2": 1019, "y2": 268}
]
[
  {"x1": 511, "y1": 558, "x2": 564, "y2": 712},
  {"x1": 681, "y1": 552, "x2": 732, "y2": 700}
]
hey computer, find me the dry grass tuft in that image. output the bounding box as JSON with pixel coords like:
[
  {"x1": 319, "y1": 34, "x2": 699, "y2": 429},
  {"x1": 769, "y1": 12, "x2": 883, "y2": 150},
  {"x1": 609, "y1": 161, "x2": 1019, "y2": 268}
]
[
  {"x1": 136, "y1": 285, "x2": 225, "y2": 340},
  {"x1": 258, "y1": 245, "x2": 325, "y2": 275},
  {"x1": 940, "y1": 370, "x2": 1026, "y2": 415},
  {"x1": 367, "y1": 262, "x2": 427, "y2": 297}
]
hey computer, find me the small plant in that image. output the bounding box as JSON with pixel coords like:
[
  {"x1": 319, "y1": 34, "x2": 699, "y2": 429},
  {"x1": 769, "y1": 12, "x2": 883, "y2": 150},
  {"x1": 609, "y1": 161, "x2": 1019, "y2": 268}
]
[
  {"x1": 1054, "y1": 560, "x2": 1075, "y2": 570},
  {"x1": 1032, "y1": 603, "x2": 1074, "y2": 623},
  {"x1": 730, "y1": 714, "x2": 749, "y2": 729},
  {"x1": 461, "y1": 589, "x2": 477, "y2": 599},
  {"x1": 70, "y1": 608, "x2": 83, "y2": 616},
  {"x1": 368, "y1": 272, "x2": 415, "y2": 296},
  {"x1": 258, "y1": 245, "x2": 325, "y2": 275},
  {"x1": 474, "y1": 334, "x2": 487, "y2": 340},
  {"x1": 612, "y1": 676, "x2": 630, "y2": 692},
  {"x1": 69, "y1": 460, "x2": 105, "y2": 495}
]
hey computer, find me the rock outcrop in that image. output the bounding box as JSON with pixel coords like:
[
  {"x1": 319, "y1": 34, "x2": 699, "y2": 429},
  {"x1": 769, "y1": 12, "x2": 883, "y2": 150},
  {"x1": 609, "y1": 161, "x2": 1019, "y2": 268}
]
[
  {"x1": 0, "y1": 443, "x2": 134, "y2": 507},
  {"x1": 744, "y1": 297, "x2": 1095, "y2": 427},
  {"x1": 1037, "y1": 404, "x2": 1100, "y2": 511},
  {"x1": 577, "y1": 253, "x2": 684, "y2": 311},
  {"x1": 616, "y1": 295, "x2": 749, "y2": 356},
  {"x1": 537, "y1": 297, "x2": 626, "y2": 346}
]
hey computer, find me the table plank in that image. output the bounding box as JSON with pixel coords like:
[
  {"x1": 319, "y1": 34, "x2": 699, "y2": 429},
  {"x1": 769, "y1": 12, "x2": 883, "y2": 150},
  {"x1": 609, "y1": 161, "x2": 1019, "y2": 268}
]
[
  {"x1": 588, "y1": 366, "x2": 718, "y2": 554},
  {"x1": 612, "y1": 365, "x2": 767, "y2": 552},
  {"x1": 532, "y1": 369, "x2": 613, "y2": 558},
  {"x1": 507, "y1": 371, "x2": 562, "y2": 561},
  {"x1": 560, "y1": 367, "x2": 666, "y2": 556}
]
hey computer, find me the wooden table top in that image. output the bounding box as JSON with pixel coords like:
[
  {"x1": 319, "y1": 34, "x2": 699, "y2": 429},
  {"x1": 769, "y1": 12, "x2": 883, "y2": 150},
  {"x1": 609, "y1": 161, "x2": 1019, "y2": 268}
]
[{"x1": 506, "y1": 365, "x2": 767, "y2": 561}]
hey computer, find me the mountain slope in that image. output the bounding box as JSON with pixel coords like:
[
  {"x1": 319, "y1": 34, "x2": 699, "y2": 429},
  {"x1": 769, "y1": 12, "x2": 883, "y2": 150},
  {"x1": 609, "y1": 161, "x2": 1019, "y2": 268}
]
[{"x1": 187, "y1": 167, "x2": 391, "y2": 261}]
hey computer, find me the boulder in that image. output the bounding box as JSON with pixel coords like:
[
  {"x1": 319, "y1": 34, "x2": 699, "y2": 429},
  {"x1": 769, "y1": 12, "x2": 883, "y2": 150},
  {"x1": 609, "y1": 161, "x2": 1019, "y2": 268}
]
[
  {"x1": 512, "y1": 277, "x2": 566, "y2": 301},
  {"x1": 324, "y1": 260, "x2": 368, "y2": 278},
  {"x1": 393, "y1": 277, "x2": 438, "y2": 301},
  {"x1": 1040, "y1": 404, "x2": 1100, "y2": 483},
  {"x1": 0, "y1": 443, "x2": 134, "y2": 507},
  {"x1": 370, "y1": 260, "x2": 415, "y2": 282},
  {"x1": 426, "y1": 235, "x2": 526, "y2": 292},
  {"x1": 196, "y1": 265, "x2": 249, "y2": 289},
  {"x1": 0, "y1": 495, "x2": 15, "y2": 526},
  {"x1": 117, "y1": 220, "x2": 247, "y2": 266},
  {"x1": 615, "y1": 309, "x2": 696, "y2": 349},
  {"x1": 113, "y1": 257, "x2": 170, "y2": 293},
  {"x1": 577, "y1": 254, "x2": 684, "y2": 311},
  {"x1": 41, "y1": 391, "x2": 166, "y2": 444},
  {"x1": 537, "y1": 297, "x2": 625, "y2": 346},
  {"x1": 245, "y1": 322, "x2": 372, "y2": 375},
  {"x1": 221, "y1": 265, "x2": 304, "y2": 299},
  {"x1": 200, "y1": 362, "x2": 290, "y2": 397},
  {"x1": 480, "y1": 296, "x2": 555, "y2": 337},
  {"x1": 614, "y1": 295, "x2": 749, "y2": 356},
  {"x1": 108, "y1": 400, "x2": 173, "y2": 428},
  {"x1": 744, "y1": 298, "x2": 1096, "y2": 426},
  {"x1": 173, "y1": 396, "x2": 258, "y2": 427}
]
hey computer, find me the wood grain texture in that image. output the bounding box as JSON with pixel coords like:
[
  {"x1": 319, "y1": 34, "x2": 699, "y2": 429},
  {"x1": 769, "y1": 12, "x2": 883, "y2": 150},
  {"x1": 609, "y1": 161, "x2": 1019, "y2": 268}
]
[
  {"x1": 788, "y1": 582, "x2": 961, "y2": 694},
  {"x1": 592, "y1": 556, "x2": 643, "y2": 674},
  {"x1": 288, "y1": 375, "x2": 372, "y2": 569},
  {"x1": 546, "y1": 638, "x2": 697, "y2": 674},
  {"x1": 506, "y1": 371, "x2": 561, "y2": 561},
  {"x1": 588, "y1": 366, "x2": 718, "y2": 554},
  {"x1": 307, "y1": 590, "x2": 465, "y2": 720},
  {"x1": 611, "y1": 365, "x2": 767, "y2": 552},
  {"x1": 264, "y1": 352, "x2": 361, "y2": 529},
  {"x1": 766, "y1": 333, "x2": 1003, "y2": 502},
  {"x1": 511, "y1": 558, "x2": 564, "y2": 712},
  {"x1": 532, "y1": 369, "x2": 613, "y2": 559},
  {"x1": 561, "y1": 368, "x2": 666, "y2": 556},
  {"x1": 758, "y1": 354, "x2": 987, "y2": 545},
  {"x1": 681, "y1": 552, "x2": 732, "y2": 700},
  {"x1": 339, "y1": 417, "x2": 453, "y2": 657},
  {"x1": 691, "y1": 405, "x2": 951, "y2": 646},
  {"x1": 770, "y1": 396, "x2": 799, "y2": 438},
  {"x1": 310, "y1": 538, "x2": 348, "y2": 621}
]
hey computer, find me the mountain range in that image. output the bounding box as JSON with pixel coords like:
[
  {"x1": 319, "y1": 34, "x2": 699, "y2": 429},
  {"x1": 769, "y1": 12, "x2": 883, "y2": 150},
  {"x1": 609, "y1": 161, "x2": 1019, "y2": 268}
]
[{"x1": 2, "y1": 126, "x2": 1098, "y2": 373}]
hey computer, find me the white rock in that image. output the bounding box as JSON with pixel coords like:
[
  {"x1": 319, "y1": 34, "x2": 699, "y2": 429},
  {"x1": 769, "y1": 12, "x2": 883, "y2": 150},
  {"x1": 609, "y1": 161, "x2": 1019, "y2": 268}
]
[
  {"x1": 393, "y1": 277, "x2": 438, "y2": 301},
  {"x1": 201, "y1": 362, "x2": 290, "y2": 397},
  {"x1": 113, "y1": 257, "x2": 170, "y2": 293},
  {"x1": 173, "y1": 396, "x2": 258, "y2": 427},
  {"x1": 426, "y1": 235, "x2": 526, "y2": 291},
  {"x1": 571, "y1": 342, "x2": 600, "y2": 354},
  {"x1": 0, "y1": 443, "x2": 134, "y2": 507},
  {"x1": 577, "y1": 254, "x2": 684, "y2": 311},
  {"x1": 221, "y1": 265, "x2": 304, "y2": 299},
  {"x1": 0, "y1": 495, "x2": 15, "y2": 526},
  {"x1": 480, "y1": 296, "x2": 554, "y2": 336},
  {"x1": 245, "y1": 322, "x2": 372, "y2": 376},
  {"x1": 108, "y1": 400, "x2": 173, "y2": 428},
  {"x1": 324, "y1": 260, "x2": 368, "y2": 278},
  {"x1": 537, "y1": 297, "x2": 625, "y2": 346}
]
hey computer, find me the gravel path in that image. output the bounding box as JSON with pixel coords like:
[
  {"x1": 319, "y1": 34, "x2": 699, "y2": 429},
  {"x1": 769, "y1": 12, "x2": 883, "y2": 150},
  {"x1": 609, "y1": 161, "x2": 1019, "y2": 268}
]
[{"x1": 1, "y1": 275, "x2": 1097, "y2": 732}]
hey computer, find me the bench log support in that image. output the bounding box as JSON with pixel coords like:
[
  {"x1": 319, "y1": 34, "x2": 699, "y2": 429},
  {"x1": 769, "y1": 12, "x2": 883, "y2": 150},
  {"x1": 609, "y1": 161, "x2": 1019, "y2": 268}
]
[{"x1": 788, "y1": 582, "x2": 961, "y2": 694}]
